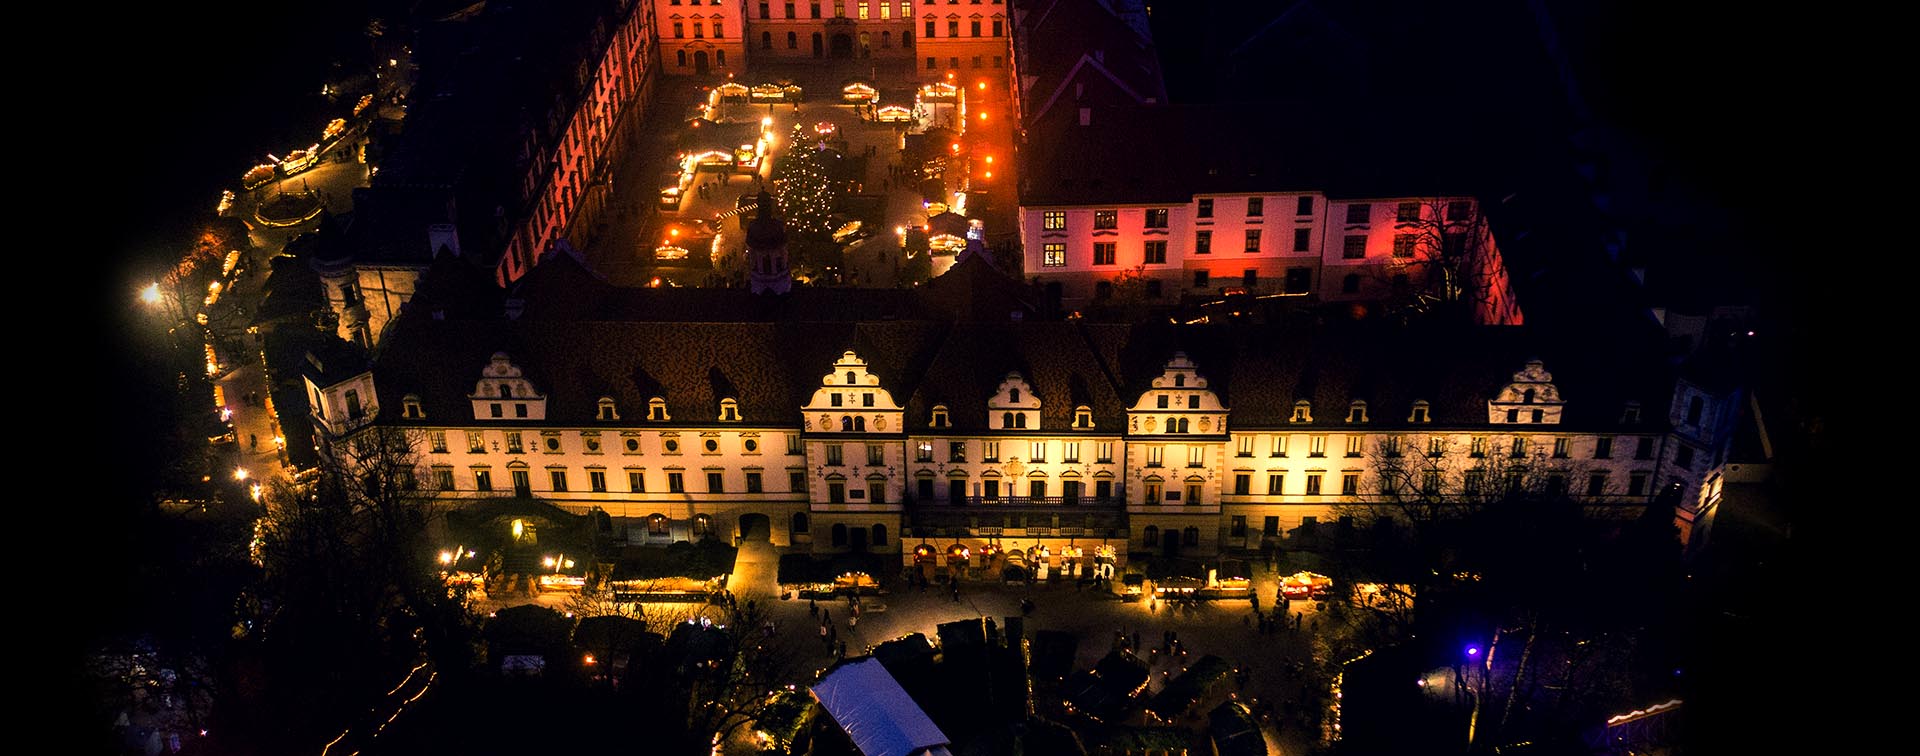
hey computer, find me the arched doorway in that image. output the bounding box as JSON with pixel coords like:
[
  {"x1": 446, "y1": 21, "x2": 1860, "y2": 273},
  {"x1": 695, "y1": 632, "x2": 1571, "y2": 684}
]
[
  {"x1": 1162, "y1": 527, "x2": 1181, "y2": 558},
  {"x1": 811, "y1": 32, "x2": 823, "y2": 57},
  {"x1": 694, "y1": 50, "x2": 710, "y2": 75},
  {"x1": 848, "y1": 525, "x2": 868, "y2": 552},
  {"x1": 830, "y1": 33, "x2": 853, "y2": 59},
  {"x1": 738, "y1": 513, "x2": 771, "y2": 543}
]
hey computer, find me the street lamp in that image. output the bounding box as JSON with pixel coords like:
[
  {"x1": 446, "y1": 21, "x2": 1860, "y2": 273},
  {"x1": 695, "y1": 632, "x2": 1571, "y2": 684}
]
[
  {"x1": 233, "y1": 467, "x2": 250, "y2": 481},
  {"x1": 140, "y1": 282, "x2": 163, "y2": 305}
]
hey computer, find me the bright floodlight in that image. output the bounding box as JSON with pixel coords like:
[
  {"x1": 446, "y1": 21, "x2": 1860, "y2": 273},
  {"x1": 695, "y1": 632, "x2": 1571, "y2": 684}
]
[
  {"x1": 1465, "y1": 645, "x2": 1480, "y2": 657},
  {"x1": 141, "y1": 283, "x2": 163, "y2": 305},
  {"x1": 233, "y1": 467, "x2": 250, "y2": 481}
]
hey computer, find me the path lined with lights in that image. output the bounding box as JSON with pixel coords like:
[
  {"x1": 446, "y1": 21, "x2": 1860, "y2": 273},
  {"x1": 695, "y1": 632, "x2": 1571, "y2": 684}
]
[{"x1": 318, "y1": 660, "x2": 436, "y2": 756}]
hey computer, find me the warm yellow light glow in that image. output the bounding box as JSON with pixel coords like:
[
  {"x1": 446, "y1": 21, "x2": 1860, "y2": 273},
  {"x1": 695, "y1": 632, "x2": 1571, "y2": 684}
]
[
  {"x1": 511, "y1": 519, "x2": 525, "y2": 539},
  {"x1": 543, "y1": 556, "x2": 558, "y2": 568},
  {"x1": 233, "y1": 467, "x2": 250, "y2": 481},
  {"x1": 984, "y1": 171, "x2": 992, "y2": 179},
  {"x1": 978, "y1": 82, "x2": 987, "y2": 90},
  {"x1": 584, "y1": 654, "x2": 597, "y2": 665},
  {"x1": 895, "y1": 226, "x2": 905, "y2": 235},
  {"x1": 979, "y1": 112, "x2": 988, "y2": 121},
  {"x1": 761, "y1": 116, "x2": 773, "y2": 128},
  {"x1": 249, "y1": 484, "x2": 263, "y2": 502},
  {"x1": 140, "y1": 282, "x2": 162, "y2": 305},
  {"x1": 985, "y1": 156, "x2": 993, "y2": 164},
  {"x1": 439, "y1": 551, "x2": 454, "y2": 565}
]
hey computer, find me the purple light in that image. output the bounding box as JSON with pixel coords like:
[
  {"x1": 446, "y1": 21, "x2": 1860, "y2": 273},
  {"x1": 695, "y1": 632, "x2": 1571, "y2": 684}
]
[{"x1": 1465, "y1": 645, "x2": 1480, "y2": 657}]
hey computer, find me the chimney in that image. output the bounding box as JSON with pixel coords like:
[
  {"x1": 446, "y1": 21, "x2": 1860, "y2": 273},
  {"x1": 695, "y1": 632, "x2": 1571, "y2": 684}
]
[
  {"x1": 505, "y1": 297, "x2": 525, "y2": 320},
  {"x1": 428, "y1": 223, "x2": 461, "y2": 258},
  {"x1": 1079, "y1": 107, "x2": 1091, "y2": 126}
]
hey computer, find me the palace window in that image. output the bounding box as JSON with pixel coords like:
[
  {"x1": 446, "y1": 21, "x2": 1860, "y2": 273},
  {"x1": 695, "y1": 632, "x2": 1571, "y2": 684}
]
[
  {"x1": 1145, "y1": 241, "x2": 1167, "y2": 264},
  {"x1": 1195, "y1": 230, "x2": 1211, "y2": 255},
  {"x1": 1043, "y1": 211, "x2": 1065, "y2": 230},
  {"x1": 1343, "y1": 235, "x2": 1367, "y2": 259},
  {"x1": 1093, "y1": 242, "x2": 1116, "y2": 265},
  {"x1": 1145, "y1": 208, "x2": 1169, "y2": 228},
  {"x1": 1397, "y1": 202, "x2": 1422, "y2": 223},
  {"x1": 1294, "y1": 228, "x2": 1311, "y2": 252},
  {"x1": 1043, "y1": 243, "x2": 1066, "y2": 267},
  {"x1": 1093, "y1": 210, "x2": 1117, "y2": 229},
  {"x1": 1244, "y1": 229, "x2": 1261, "y2": 252},
  {"x1": 1247, "y1": 197, "x2": 1263, "y2": 217},
  {"x1": 1290, "y1": 401, "x2": 1312, "y2": 423},
  {"x1": 1346, "y1": 203, "x2": 1370, "y2": 224},
  {"x1": 1197, "y1": 198, "x2": 1213, "y2": 218},
  {"x1": 1409, "y1": 400, "x2": 1431, "y2": 423}
]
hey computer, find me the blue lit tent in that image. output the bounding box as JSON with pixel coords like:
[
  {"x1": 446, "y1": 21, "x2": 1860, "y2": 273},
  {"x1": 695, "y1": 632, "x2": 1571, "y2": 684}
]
[{"x1": 811, "y1": 658, "x2": 954, "y2": 756}]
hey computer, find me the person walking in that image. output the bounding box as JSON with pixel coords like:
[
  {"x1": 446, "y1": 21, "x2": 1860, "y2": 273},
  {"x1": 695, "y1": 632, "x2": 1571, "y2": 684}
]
[
  {"x1": 848, "y1": 614, "x2": 858, "y2": 633},
  {"x1": 809, "y1": 599, "x2": 818, "y2": 617}
]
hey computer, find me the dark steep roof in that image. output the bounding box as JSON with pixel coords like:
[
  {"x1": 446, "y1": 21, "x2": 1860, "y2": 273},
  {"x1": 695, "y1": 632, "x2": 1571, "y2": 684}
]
[
  {"x1": 373, "y1": 318, "x2": 947, "y2": 427},
  {"x1": 904, "y1": 322, "x2": 1128, "y2": 432},
  {"x1": 368, "y1": 309, "x2": 1675, "y2": 434}
]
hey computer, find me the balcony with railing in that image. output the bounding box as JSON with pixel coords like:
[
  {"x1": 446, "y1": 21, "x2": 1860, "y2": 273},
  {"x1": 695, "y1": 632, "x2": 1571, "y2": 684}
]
[{"x1": 905, "y1": 496, "x2": 1126, "y2": 538}]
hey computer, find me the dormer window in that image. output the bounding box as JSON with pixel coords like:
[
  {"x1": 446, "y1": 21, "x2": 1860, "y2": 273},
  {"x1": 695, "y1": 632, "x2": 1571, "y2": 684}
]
[
  {"x1": 648, "y1": 397, "x2": 669, "y2": 421},
  {"x1": 1073, "y1": 406, "x2": 1093, "y2": 429},
  {"x1": 1346, "y1": 401, "x2": 1368, "y2": 423},
  {"x1": 1522, "y1": 388, "x2": 1536, "y2": 404},
  {"x1": 499, "y1": 383, "x2": 513, "y2": 398},
  {"x1": 401, "y1": 394, "x2": 424, "y2": 419},
  {"x1": 1290, "y1": 400, "x2": 1312, "y2": 423},
  {"x1": 1174, "y1": 374, "x2": 1186, "y2": 388},
  {"x1": 596, "y1": 397, "x2": 619, "y2": 421},
  {"x1": 932, "y1": 404, "x2": 950, "y2": 428},
  {"x1": 845, "y1": 371, "x2": 857, "y2": 384},
  {"x1": 1009, "y1": 388, "x2": 1021, "y2": 403},
  {"x1": 1622, "y1": 402, "x2": 1641, "y2": 424},
  {"x1": 1409, "y1": 400, "x2": 1431, "y2": 424},
  {"x1": 720, "y1": 398, "x2": 740, "y2": 422}
]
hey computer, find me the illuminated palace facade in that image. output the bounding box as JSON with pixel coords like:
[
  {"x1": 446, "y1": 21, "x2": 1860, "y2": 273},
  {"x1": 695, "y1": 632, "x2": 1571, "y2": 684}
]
[
  {"x1": 1019, "y1": 191, "x2": 1522, "y2": 325},
  {"x1": 305, "y1": 304, "x2": 1711, "y2": 570},
  {"x1": 653, "y1": 0, "x2": 1010, "y2": 77}
]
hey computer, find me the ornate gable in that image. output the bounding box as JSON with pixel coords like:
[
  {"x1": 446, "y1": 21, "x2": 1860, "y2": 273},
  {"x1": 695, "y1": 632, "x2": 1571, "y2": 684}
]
[
  {"x1": 1127, "y1": 352, "x2": 1228, "y2": 435},
  {"x1": 802, "y1": 351, "x2": 903, "y2": 433},
  {"x1": 1487, "y1": 359, "x2": 1564, "y2": 425},
  {"x1": 986, "y1": 371, "x2": 1040, "y2": 430},
  {"x1": 469, "y1": 352, "x2": 547, "y2": 421}
]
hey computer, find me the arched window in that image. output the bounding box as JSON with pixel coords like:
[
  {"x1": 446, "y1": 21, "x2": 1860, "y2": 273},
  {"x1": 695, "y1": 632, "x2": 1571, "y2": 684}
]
[
  {"x1": 693, "y1": 514, "x2": 712, "y2": 538},
  {"x1": 791, "y1": 512, "x2": 810, "y2": 536},
  {"x1": 854, "y1": 416, "x2": 866, "y2": 431},
  {"x1": 1522, "y1": 388, "x2": 1536, "y2": 404},
  {"x1": 1009, "y1": 388, "x2": 1021, "y2": 402},
  {"x1": 677, "y1": 49, "x2": 688, "y2": 66},
  {"x1": 1183, "y1": 526, "x2": 1200, "y2": 546},
  {"x1": 648, "y1": 513, "x2": 669, "y2": 535},
  {"x1": 841, "y1": 416, "x2": 854, "y2": 431},
  {"x1": 871, "y1": 524, "x2": 887, "y2": 546},
  {"x1": 1002, "y1": 412, "x2": 1014, "y2": 427},
  {"x1": 881, "y1": 30, "x2": 891, "y2": 47},
  {"x1": 831, "y1": 523, "x2": 848, "y2": 547},
  {"x1": 344, "y1": 389, "x2": 363, "y2": 420},
  {"x1": 1142, "y1": 525, "x2": 1160, "y2": 547},
  {"x1": 499, "y1": 383, "x2": 513, "y2": 398},
  {"x1": 1014, "y1": 413, "x2": 1027, "y2": 429},
  {"x1": 761, "y1": 31, "x2": 772, "y2": 49},
  {"x1": 846, "y1": 371, "x2": 857, "y2": 384}
]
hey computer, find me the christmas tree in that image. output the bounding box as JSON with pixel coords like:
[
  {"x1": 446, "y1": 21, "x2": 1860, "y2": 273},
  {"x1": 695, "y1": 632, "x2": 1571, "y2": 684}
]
[{"x1": 773, "y1": 123, "x2": 839, "y2": 238}]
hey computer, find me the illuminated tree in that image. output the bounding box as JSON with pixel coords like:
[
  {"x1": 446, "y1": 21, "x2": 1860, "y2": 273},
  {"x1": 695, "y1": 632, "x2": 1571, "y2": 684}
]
[{"x1": 773, "y1": 123, "x2": 839, "y2": 239}]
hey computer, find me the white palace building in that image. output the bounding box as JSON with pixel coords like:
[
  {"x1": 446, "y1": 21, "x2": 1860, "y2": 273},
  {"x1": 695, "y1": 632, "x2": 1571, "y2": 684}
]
[{"x1": 301, "y1": 247, "x2": 1716, "y2": 574}]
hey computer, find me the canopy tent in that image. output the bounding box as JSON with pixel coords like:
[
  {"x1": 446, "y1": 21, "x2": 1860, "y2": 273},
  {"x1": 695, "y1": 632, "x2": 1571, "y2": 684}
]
[
  {"x1": 811, "y1": 659, "x2": 954, "y2": 756},
  {"x1": 841, "y1": 81, "x2": 877, "y2": 102}
]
